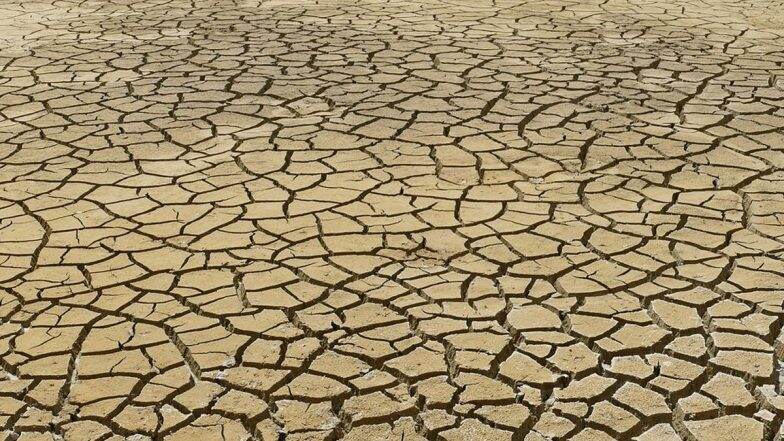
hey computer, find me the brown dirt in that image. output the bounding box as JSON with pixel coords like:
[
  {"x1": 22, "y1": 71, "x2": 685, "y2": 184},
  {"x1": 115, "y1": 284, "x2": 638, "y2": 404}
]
[{"x1": 1, "y1": 0, "x2": 784, "y2": 439}]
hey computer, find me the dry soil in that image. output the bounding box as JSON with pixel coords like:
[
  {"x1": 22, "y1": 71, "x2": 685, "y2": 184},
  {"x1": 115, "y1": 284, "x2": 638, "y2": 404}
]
[{"x1": 1, "y1": 0, "x2": 784, "y2": 440}]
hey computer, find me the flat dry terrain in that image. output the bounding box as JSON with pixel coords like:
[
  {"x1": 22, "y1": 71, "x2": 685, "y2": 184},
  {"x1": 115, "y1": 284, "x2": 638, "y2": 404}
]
[{"x1": 1, "y1": 0, "x2": 783, "y2": 439}]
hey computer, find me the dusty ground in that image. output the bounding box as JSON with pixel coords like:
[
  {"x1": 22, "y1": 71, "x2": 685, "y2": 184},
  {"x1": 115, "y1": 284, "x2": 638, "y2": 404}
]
[{"x1": 0, "y1": 0, "x2": 783, "y2": 439}]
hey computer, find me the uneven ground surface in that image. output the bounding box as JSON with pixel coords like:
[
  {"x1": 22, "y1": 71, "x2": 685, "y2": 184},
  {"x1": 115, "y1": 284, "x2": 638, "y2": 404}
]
[{"x1": 1, "y1": 0, "x2": 784, "y2": 440}]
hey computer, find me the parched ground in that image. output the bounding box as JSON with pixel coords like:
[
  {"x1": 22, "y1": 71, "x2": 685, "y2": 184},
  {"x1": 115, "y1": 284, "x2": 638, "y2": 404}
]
[{"x1": 1, "y1": 0, "x2": 783, "y2": 439}]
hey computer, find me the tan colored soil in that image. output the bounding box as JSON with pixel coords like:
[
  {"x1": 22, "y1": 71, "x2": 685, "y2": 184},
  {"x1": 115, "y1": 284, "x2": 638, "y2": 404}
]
[{"x1": 1, "y1": 0, "x2": 783, "y2": 439}]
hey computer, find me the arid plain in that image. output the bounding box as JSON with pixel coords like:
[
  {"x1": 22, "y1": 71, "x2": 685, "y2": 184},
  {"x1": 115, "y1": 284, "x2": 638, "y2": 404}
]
[{"x1": 1, "y1": 0, "x2": 784, "y2": 439}]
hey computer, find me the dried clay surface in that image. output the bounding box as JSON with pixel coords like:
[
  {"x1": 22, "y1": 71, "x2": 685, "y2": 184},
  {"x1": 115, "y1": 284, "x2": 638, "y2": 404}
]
[{"x1": 1, "y1": 0, "x2": 784, "y2": 440}]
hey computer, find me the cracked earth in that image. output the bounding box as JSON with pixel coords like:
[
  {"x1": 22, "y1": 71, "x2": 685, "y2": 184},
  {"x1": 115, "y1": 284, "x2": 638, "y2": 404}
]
[{"x1": 0, "y1": 0, "x2": 783, "y2": 440}]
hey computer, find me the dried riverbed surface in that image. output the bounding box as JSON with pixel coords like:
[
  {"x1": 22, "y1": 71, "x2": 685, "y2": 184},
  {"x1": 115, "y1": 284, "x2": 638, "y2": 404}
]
[{"x1": 1, "y1": 0, "x2": 784, "y2": 439}]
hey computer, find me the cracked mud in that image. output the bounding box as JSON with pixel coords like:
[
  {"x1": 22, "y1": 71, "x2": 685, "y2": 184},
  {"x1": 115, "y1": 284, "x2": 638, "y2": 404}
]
[{"x1": 1, "y1": 0, "x2": 784, "y2": 440}]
